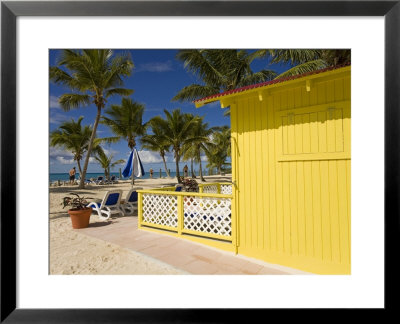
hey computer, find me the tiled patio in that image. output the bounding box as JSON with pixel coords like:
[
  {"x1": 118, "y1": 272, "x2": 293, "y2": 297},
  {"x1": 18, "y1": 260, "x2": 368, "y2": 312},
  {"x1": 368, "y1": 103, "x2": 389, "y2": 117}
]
[{"x1": 77, "y1": 215, "x2": 309, "y2": 275}]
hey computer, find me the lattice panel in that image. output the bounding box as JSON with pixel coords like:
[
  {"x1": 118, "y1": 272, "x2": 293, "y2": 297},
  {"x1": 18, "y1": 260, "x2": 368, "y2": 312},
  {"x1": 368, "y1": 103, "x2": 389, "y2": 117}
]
[
  {"x1": 202, "y1": 185, "x2": 218, "y2": 194},
  {"x1": 220, "y1": 184, "x2": 232, "y2": 195},
  {"x1": 183, "y1": 196, "x2": 232, "y2": 237},
  {"x1": 142, "y1": 194, "x2": 178, "y2": 228}
]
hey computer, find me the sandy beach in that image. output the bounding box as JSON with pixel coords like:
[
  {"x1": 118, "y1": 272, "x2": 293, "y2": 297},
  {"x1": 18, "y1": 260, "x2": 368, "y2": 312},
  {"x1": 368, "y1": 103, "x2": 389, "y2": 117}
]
[{"x1": 49, "y1": 175, "x2": 231, "y2": 275}]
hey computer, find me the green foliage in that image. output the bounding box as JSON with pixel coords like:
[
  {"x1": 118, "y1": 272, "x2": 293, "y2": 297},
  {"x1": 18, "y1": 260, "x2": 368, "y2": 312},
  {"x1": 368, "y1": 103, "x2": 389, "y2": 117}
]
[
  {"x1": 173, "y1": 49, "x2": 276, "y2": 103},
  {"x1": 182, "y1": 116, "x2": 215, "y2": 181},
  {"x1": 50, "y1": 117, "x2": 93, "y2": 175},
  {"x1": 101, "y1": 97, "x2": 147, "y2": 149},
  {"x1": 50, "y1": 49, "x2": 134, "y2": 188},
  {"x1": 141, "y1": 122, "x2": 171, "y2": 177},
  {"x1": 271, "y1": 49, "x2": 351, "y2": 78},
  {"x1": 62, "y1": 193, "x2": 92, "y2": 210},
  {"x1": 205, "y1": 126, "x2": 231, "y2": 175},
  {"x1": 50, "y1": 49, "x2": 134, "y2": 111},
  {"x1": 94, "y1": 147, "x2": 125, "y2": 179},
  {"x1": 146, "y1": 109, "x2": 206, "y2": 182}
]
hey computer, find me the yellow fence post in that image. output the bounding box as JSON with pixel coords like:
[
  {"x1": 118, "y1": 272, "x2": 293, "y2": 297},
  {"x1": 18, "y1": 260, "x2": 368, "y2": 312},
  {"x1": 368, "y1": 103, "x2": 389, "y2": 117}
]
[
  {"x1": 177, "y1": 195, "x2": 184, "y2": 235},
  {"x1": 217, "y1": 183, "x2": 221, "y2": 194},
  {"x1": 137, "y1": 192, "x2": 143, "y2": 229}
]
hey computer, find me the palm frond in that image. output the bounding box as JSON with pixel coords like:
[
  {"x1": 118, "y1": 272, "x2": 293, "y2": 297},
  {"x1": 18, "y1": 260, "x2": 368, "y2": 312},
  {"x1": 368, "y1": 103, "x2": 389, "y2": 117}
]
[
  {"x1": 270, "y1": 49, "x2": 322, "y2": 65},
  {"x1": 172, "y1": 84, "x2": 219, "y2": 102},
  {"x1": 58, "y1": 94, "x2": 91, "y2": 111},
  {"x1": 274, "y1": 59, "x2": 327, "y2": 79},
  {"x1": 105, "y1": 88, "x2": 134, "y2": 98}
]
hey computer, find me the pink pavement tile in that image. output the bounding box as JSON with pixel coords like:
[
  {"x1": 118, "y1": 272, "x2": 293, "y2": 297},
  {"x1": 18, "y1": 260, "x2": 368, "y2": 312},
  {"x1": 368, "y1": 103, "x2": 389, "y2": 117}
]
[
  {"x1": 256, "y1": 267, "x2": 289, "y2": 275},
  {"x1": 214, "y1": 255, "x2": 250, "y2": 270},
  {"x1": 181, "y1": 259, "x2": 220, "y2": 275},
  {"x1": 240, "y1": 262, "x2": 265, "y2": 274},
  {"x1": 138, "y1": 245, "x2": 180, "y2": 259},
  {"x1": 213, "y1": 264, "x2": 247, "y2": 274},
  {"x1": 156, "y1": 253, "x2": 197, "y2": 268}
]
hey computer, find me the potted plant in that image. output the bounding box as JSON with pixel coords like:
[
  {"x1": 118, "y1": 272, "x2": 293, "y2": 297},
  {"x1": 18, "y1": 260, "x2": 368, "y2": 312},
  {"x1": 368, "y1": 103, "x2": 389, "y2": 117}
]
[{"x1": 62, "y1": 193, "x2": 93, "y2": 229}]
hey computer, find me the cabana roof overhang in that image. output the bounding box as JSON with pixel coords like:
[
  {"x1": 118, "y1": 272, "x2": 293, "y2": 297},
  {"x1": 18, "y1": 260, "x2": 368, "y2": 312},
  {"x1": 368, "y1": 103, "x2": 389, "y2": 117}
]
[{"x1": 194, "y1": 63, "x2": 351, "y2": 108}]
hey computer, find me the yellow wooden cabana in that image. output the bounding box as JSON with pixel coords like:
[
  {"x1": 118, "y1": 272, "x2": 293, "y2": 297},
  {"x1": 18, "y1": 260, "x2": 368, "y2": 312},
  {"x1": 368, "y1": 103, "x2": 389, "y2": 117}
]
[{"x1": 195, "y1": 65, "x2": 351, "y2": 274}]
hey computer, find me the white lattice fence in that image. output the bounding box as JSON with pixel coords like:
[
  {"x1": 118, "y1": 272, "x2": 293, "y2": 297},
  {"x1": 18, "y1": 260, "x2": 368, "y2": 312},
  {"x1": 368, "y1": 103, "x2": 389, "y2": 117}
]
[
  {"x1": 183, "y1": 195, "x2": 232, "y2": 237},
  {"x1": 142, "y1": 193, "x2": 178, "y2": 228},
  {"x1": 220, "y1": 184, "x2": 232, "y2": 195},
  {"x1": 201, "y1": 185, "x2": 218, "y2": 194}
]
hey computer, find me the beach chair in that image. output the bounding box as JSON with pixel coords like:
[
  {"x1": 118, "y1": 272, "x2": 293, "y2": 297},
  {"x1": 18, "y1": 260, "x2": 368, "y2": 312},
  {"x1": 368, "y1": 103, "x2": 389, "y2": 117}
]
[
  {"x1": 87, "y1": 190, "x2": 123, "y2": 220},
  {"x1": 108, "y1": 175, "x2": 118, "y2": 184},
  {"x1": 77, "y1": 178, "x2": 93, "y2": 186},
  {"x1": 95, "y1": 176, "x2": 105, "y2": 185},
  {"x1": 175, "y1": 184, "x2": 183, "y2": 192},
  {"x1": 120, "y1": 187, "x2": 143, "y2": 215}
]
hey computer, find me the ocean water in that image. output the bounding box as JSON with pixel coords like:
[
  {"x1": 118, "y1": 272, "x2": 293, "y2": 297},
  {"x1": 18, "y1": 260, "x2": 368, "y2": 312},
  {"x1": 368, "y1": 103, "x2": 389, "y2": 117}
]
[{"x1": 49, "y1": 170, "x2": 209, "y2": 182}]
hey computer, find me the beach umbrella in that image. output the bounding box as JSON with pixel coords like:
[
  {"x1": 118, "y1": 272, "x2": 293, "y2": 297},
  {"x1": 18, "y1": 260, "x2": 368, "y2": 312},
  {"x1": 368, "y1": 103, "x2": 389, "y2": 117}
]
[{"x1": 122, "y1": 148, "x2": 145, "y2": 186}]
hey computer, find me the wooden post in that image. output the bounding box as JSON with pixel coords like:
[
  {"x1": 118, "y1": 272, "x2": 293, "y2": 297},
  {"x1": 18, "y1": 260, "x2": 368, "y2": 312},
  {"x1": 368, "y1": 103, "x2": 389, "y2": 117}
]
[
  {"x1": 177, "y1": 195, "x2": 183, "y2": 235},
  {"x1": 137, "y1": 192, "x2": 143, "y2": 228},
  {"x1": 160, "y1": 168, "x2": 162, "y2": 178}
]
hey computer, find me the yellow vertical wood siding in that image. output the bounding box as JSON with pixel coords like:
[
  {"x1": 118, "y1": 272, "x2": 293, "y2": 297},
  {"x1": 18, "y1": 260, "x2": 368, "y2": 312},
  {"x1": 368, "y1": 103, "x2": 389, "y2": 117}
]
[{"x1": 230, "y1": 68, "x2": 351, "y2": 274}]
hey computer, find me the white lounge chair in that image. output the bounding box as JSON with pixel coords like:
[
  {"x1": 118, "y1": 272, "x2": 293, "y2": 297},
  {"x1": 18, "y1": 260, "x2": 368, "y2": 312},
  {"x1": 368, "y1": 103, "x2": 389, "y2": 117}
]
[
  {"x1": 95, "y1": 176, "x2": 105, "y2": 185},
  {"x1": 108, "y1": 175, "x2": 118, "y2": 184},
  {"x1": 120, "y1": 187, "x2": 142, "y2": 215},
  {"x1": 87, "y1": 190, "x2": 123, "y2": 220}
]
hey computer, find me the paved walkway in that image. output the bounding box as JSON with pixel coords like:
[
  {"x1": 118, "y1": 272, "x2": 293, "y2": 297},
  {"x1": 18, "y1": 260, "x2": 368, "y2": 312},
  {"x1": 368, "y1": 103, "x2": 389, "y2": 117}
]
[{"x1": 77, "y1": 215, "x2": 308, "y2": 275}]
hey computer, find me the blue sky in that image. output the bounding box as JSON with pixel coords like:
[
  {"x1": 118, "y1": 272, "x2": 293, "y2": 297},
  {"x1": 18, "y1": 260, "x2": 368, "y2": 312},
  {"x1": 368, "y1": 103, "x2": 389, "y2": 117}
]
[{"x1": 49, "y1": 49, "x2": 291, "y2": 174}]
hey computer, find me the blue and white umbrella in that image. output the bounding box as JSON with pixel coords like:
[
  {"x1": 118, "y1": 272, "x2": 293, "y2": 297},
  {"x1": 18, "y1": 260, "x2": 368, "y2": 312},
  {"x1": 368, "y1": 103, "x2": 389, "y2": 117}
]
[{"x1": 122, "y1": 148, "x2": 145, "y2": 184}]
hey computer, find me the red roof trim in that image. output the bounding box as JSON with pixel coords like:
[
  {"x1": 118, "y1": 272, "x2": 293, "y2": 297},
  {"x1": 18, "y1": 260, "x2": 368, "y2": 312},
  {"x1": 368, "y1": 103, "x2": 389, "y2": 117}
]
[{"x1": 194, "y1": 63, "x2": 351, "y2": 103}]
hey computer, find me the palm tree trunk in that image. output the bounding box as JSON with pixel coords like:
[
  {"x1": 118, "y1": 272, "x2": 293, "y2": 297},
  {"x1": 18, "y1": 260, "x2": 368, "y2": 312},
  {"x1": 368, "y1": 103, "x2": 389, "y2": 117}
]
[
  {"x1": 76, "y1": 159, "x2": 83, "y2": 180},
  {"x1": 218, "y1": 166, "x2": 222, "y2": 175},
  {"x1": 191, "y1": 158, "x2": 196, "y2": 178},
  {"x1": 79, "y1": 106, "x2": 101, "y2": 189},
  {"x1": 199, "y1": 157, "x2": 205, "y2": 182},
  {"x1": 162, "y1": 154, "x2": 170, "y2": 177},
  {"x1": 175, "y1": 152, "x2": 181, "y2": 183}
]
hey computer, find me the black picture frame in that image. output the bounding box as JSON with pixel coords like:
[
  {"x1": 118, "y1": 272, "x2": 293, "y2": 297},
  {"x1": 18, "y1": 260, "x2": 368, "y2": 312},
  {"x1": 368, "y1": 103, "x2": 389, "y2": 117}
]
[{"x1": 1, "y1": 0, "x2": 399, "y2": 322}]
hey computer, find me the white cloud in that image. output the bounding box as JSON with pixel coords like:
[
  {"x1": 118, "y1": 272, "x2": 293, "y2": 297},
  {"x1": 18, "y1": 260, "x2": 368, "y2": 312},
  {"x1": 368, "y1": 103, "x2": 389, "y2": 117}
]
[
  {"x1": 56, "y1": 156, "x2": 74, "y2": 164},
  {"x1": 50, "y1": 147, "x2": 95, "y2": 165},
  {"x1": 201, "y1": 155, "x2": 208, "y2": 162},
  {"x1": 50, "y1": 147, "x2": 73, "y2": 158},
  {"x1": 49, "y1": 95, "x2": 61, "y2": 109},
  {"x1": 50, "y1": 112, "x2": 68, "y2": 124},
  {"x1": 136, "y1": 61, "x2": 173, "y2": 73},
  {"x1": 138, "y1": 150, "x2": 163, "y2": 163},
  {"x1": 102, "y1": 148, "x2": 118, "y2": 156}
]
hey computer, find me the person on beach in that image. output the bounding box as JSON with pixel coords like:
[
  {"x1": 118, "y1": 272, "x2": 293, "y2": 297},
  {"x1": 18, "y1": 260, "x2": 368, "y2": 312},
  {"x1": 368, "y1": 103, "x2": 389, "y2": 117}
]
[
  {"x1": 149, "y1": 168, "x2": 154, "y2": 179},
  {"x1": 69, "y1": 167, "x2": 76, "y2": 184},
  {"x1": 183, "y1": 165, "x2": 188, "y2": 178}
]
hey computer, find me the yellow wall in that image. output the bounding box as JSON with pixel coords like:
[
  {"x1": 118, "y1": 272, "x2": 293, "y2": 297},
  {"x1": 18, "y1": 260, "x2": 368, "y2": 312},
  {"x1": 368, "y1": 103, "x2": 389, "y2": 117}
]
[{"x1": 229, "y1": 67, "x2": 351, "y2": 274}]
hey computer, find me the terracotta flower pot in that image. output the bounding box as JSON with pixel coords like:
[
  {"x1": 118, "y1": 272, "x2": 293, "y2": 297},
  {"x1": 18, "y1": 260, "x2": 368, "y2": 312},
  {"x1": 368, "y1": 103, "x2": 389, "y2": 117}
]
[{"x1": 68, "y1": 207, "x2": 92, "y2": 229}]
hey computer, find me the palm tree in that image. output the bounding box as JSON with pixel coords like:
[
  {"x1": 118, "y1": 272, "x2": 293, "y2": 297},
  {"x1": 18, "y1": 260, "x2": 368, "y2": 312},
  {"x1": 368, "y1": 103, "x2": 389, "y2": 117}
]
[
  {"x1": 149, "y1": 109, "x2": 206, "y2": 183},
  {"x1": 50, "y1": 117, "x2": 95, "y2": 177},
  {"x1": 270, "y1": 49, "x2": 351, "y2": 78},
  {"x1": 49, "y1": 49, "x2": 134, "y2": 188},
  {"x1": 182, "y1": 117, "x2": 215, "y2": 181},
  {"x1": 172, "y1": 49, "x2": 276, "y2": 103},
  {"x1": 205, "y1": 126, "x2": 231, "y2": 175},
  {"x1": 100, "y1": 98, "x2": 147, "y2": 184},
  {"x1": 183, "y1": 145, "x2": 197, "y2": 179},
  {"x1": 141, "y1": 123, "x2": 171, "y2": 178},
  {"x1": 94, "y1": 147, "x2": 125, "y2": 180}
]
